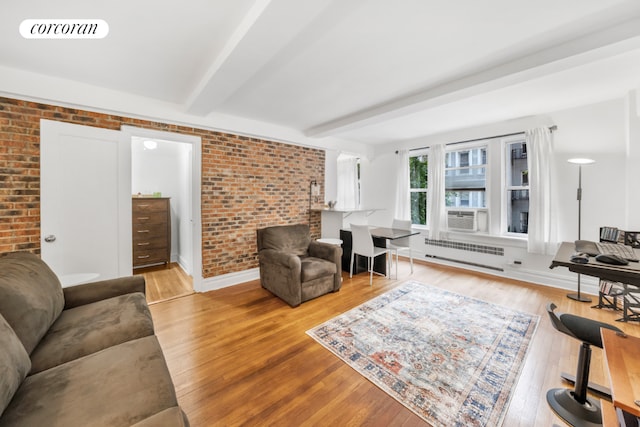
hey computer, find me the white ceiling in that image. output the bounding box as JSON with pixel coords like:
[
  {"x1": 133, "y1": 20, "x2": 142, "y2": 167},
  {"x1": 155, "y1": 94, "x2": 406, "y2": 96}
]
[{"x1": 2, "y1": 0, "x2": 640, "y2": 152}]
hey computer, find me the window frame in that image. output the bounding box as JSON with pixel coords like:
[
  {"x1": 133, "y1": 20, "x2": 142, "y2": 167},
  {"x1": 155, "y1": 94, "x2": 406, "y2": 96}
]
[
  {"x1": 409, "y1": 149, "x2": 429, "y2": 227},
  {"x1": 403, "y1": 134, "x2": 531, "y2": 239},
  {"x1": 444, "y1": 143, "x2": 488, "y2": 210},
  {"x1": 503, "y1": 136, "x2": 529, "y2": 236}
]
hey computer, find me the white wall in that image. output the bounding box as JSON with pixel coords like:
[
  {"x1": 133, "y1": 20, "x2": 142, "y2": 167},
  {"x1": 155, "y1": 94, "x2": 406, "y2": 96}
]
[
  {"x1": 553, "y1": 99, "x2": 628, "y2": 242},
  {"x1": 131, "y1": 137, "x2": 192, "y2": 268},
  {"x1": 332, "y1": 95, "x2": 637, "y2": 295},
  {"x1": 324, "y1": 149, "x2": 339, "y2": 202},
  {"x1": 626, "y1": 91, "x2": 640, "y2": 230}
]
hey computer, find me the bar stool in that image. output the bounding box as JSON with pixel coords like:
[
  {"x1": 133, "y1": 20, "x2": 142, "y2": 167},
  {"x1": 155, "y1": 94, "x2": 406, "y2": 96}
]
[{"x1": 546, "y1": 302, "x2": 623, "y2": 427}]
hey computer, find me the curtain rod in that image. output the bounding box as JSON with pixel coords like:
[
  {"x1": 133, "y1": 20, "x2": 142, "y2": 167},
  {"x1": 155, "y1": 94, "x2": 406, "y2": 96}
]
[{"x1": 397, "y1": 125, "x2": 557, "y2": 153}]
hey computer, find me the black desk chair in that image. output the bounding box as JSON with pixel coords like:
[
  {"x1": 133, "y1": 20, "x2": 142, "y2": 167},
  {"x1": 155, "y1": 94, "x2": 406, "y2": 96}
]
[{"x1": 546, "y1": 302, "x2": 623, "y2": 427}]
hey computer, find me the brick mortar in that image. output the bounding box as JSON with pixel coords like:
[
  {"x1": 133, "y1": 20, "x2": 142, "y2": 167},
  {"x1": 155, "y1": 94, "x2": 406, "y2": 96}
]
[{"x1": 0, "y1": 97, "x2": 324, "y2": 278}]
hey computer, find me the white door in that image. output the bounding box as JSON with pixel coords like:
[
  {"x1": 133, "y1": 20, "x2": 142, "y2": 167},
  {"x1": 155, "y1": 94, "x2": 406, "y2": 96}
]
[{"x1": 40, "y1": 119, "x2": 131, "y2": 284}]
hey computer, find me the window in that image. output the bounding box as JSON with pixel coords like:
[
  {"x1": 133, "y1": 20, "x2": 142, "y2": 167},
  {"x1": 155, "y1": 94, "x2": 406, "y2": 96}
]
[
  {"x1": 403, "y1": 133, "x2": 531, "y2": 237},
  {"x1": 409, "y1": 154, "x2": 428, "y2": 225},
  {"x1": 445, "y1": 146, "x2": 487, "y2": 208},
  {"x1": 336, "y1": 154, "x2": 360, "y2": 209},
  {"x1": 506, "y1": 140, "x2": 528, "y2": 234}
]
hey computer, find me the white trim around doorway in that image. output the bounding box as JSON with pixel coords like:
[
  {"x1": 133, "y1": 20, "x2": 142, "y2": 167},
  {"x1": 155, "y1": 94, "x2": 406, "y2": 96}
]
[{"x1": 121, "y1": 125, "x2": 204, "y2": 293}]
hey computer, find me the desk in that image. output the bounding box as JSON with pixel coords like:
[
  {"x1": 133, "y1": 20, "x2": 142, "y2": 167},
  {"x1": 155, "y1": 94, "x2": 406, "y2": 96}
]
[
  {"x1": 340, "y1": 227, "x2": 420, "y2": 275},
  {"x1": 550, "y1": 242, "x2": 640, "y2": 287},
  {"x1": 368, "y1": 227, "x2": 420, "y2": 241},
  {"x1": 601, "y1": 328, "x2": 640, "y2": 422}
]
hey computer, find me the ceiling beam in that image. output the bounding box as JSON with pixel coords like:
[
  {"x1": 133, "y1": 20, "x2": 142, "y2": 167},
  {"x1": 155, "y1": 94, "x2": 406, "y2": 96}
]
[
  {"x1": 184, "y1": 0, "x2": 272, "y2": 115},
  {"x1": 185, "y1": 0, "x2": 336, "y2": 116}
]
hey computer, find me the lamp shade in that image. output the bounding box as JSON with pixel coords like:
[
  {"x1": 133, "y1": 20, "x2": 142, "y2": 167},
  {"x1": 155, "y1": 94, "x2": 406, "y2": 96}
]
[{"x1": 567, "y1": 158, "x2": 595, "y2": 165}]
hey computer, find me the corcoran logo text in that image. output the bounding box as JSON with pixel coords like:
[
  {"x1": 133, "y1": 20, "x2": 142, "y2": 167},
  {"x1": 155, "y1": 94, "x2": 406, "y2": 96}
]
[{"x1": 20, "y1": 19, "x2": 109, "y2": 39}]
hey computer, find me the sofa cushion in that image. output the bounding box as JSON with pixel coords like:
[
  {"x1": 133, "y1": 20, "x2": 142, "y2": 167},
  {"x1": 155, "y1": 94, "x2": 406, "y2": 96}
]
[
  {"x1": 131, "y1": 407, "x2": 190, "y2": 427},
  {"x1": 0, "y1": 314, "x2": 31, "y2": 417},
  {"x1": 29, "y1": 292, "x2": 154, "y2": 375},
  {"x1": 0, "y1": 336, "x2": 180, "y2": 427},
  {"x1": 300, "y1": 257, "x2": 337, "y2": 282},
  {"x1": 260, "y1": 224, "x2": 311, "y2": 257},
  {"x1": 0, "y1": 252, "x2": 64, "y2": 354}
]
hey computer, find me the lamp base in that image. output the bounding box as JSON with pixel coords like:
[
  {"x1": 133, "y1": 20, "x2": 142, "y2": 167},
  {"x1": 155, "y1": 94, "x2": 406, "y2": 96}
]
[{"x1": 567, "y1": 293, "x2": 592, "y2": 303}]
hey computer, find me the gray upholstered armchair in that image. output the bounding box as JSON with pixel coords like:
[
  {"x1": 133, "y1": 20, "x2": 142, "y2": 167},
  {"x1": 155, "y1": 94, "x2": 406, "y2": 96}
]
[{"x1": 257, "y1": 224, "x2": 342, "y2": 307}]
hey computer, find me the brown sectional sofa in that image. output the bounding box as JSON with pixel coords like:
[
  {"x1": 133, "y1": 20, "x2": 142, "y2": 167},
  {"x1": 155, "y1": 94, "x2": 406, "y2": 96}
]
[{"x1": 0, "y1": 252, "x2": 188, "y2": 426}]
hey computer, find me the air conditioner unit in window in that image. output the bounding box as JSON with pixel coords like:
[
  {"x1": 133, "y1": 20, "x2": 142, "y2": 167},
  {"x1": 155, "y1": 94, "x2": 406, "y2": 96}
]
[{"x1": 447, "y1": 210, "x2": 477, "y2": 231}]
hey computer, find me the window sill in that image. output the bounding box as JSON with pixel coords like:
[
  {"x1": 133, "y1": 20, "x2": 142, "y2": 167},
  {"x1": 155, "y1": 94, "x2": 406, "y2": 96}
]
[
  {"x1": 446, "y1": 231, "x2": 528, "y2": 249},
  {"x1": 413, "y1": 227, "x2": 528, "y2": 249}
]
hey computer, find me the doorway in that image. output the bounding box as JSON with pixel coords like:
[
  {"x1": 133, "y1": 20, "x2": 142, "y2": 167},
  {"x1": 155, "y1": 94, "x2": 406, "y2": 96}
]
[
  {"x1": 123, "y1": 126, "x2": 203, "y2": 294},
  {"x1": 40, "y1": 121, "x2": 203, "y2": 292}
]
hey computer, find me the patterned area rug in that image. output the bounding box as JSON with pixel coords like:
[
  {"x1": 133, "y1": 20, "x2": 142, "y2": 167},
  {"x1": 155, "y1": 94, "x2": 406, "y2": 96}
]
[{"x1": 306, "y1": 281, "x2": 539, "y2": 426}]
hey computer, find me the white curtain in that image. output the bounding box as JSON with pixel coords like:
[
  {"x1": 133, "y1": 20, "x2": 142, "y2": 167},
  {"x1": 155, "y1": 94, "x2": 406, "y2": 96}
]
[
  {"x1": 394, "y1": 149, "x2": 410, "y2": 220},
  {"x1": 427, "y1": 143, "x2": 446, "y2": 240},
  {"x1": 526, "y1": 127, "x2": 558, "y2": 255},
  {"x1": 336, "y1": 155, "x2": 359, "y2": 209}
]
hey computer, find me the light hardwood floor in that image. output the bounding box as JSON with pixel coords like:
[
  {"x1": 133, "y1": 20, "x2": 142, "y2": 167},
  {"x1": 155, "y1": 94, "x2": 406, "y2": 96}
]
[
  {"x1": 147, "y1": 259, "x2": 640, "y2": 426},
  {"x1": 135, "y1": 263, "x2": 194, "y2": 304}
]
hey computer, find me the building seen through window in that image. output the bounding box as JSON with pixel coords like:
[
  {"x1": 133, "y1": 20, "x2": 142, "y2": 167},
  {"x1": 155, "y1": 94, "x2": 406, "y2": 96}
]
[
  {"x1": 407, "y1": 137, "x2": 529, "y2": 235},
  {"x1": 445, "y1": 147, "x2": 487, "y2": 208},
  {"x1": 506, "y1": 141, "x2": 529, "y2": 233}
]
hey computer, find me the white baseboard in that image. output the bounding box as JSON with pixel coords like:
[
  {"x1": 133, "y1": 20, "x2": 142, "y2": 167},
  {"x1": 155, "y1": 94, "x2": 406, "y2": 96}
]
[
  {"x1": 199, "y1": 267, "x2": 260, "y2": 292},
  {"x1": 418, "y1": 255, "x2": 600, "y2": 297},
  {"x1": 196, "y1": 260, "x2": 600, "y2": 298},
  {"x1": 501, "y1": 266, "x2": 600, "y2": 296}
]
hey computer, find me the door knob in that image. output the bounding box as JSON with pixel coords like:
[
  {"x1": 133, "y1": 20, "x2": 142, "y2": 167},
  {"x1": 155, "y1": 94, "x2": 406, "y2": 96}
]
[{"x1": 44, "y1": 235, "x2": 56, "y2": 243}]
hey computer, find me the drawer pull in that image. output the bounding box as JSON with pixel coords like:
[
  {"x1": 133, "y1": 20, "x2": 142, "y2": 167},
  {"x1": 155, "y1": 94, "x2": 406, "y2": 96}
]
[
  {"x1": 138, "y1": 216, "x2": 150, "y2": 220},
  {"x1": 137, "y1": 242, "x2": 150, "y2": 246},
  {"x1": 137, "y1": 255, "x2": 150, "y2": 259},
  {"x1": 137, "y1": 230, "x2": 150, "y2": 233},
  {"x1": 137, "y1": 204, "x2": 150, "y2": 207}
]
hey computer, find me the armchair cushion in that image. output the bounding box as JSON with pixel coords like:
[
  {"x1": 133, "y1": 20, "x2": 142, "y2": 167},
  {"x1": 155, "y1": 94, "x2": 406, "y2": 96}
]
[
  {"x1": 0, "y1": 252, "x2": 64, "y2": 355},
  {"x1": 300, "y1": 257, "x2": 337, "y2": 282},
  {"x1": 258, "y1": 224, "x2": 311, "y2": 257}
]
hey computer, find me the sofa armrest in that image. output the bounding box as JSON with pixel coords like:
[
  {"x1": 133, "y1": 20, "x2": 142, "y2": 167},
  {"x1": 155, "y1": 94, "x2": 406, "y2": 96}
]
[
  {"x1": 258, "y1": 249, "x2": 303, "y2": 307},
  {"x1": 309, "y1": 241, "x2": 342, "y2": 263},
  {"x1": 258, "y1": 249, "x2": 301, "y2": 270},
  {"x1": 309, "y1": 241, "x2": 342, "y2": 291},
  {"x1": 63, "y1": 275, "x2": 146, "y2": 309}
]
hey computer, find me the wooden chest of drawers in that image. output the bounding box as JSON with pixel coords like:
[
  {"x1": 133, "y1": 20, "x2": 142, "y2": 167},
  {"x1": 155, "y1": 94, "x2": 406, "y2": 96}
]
[{"x1": 132, "y1": 197, "x2": 171, "y2": 268}]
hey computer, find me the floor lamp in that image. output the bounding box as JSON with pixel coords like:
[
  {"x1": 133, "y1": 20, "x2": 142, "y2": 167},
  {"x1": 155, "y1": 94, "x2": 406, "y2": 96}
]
[{"x1": 567, "y1": 158, "x2": 595, "y2": 303}]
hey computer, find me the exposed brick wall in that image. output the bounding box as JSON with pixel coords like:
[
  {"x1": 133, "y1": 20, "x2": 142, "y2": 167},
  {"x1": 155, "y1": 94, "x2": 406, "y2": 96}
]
[{"x1": 0, "y1": 96, "x2": 324, "y2": 278}]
